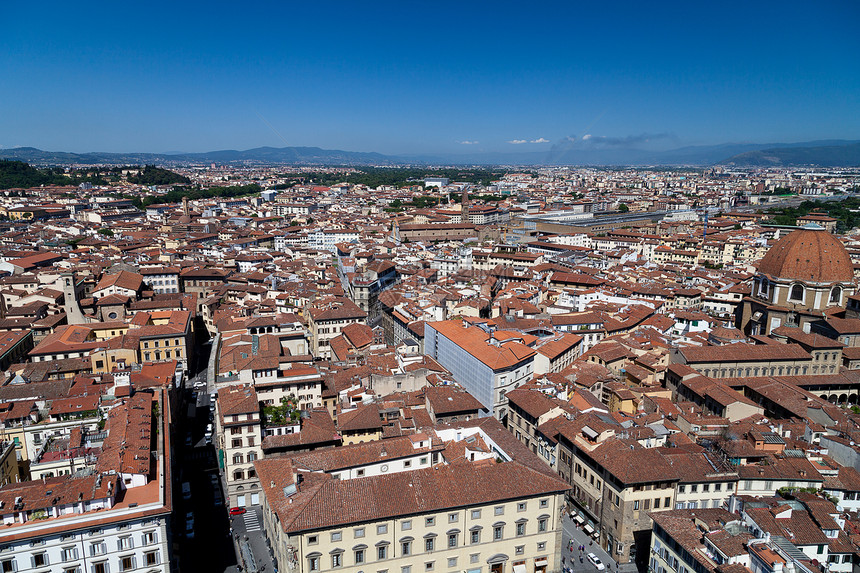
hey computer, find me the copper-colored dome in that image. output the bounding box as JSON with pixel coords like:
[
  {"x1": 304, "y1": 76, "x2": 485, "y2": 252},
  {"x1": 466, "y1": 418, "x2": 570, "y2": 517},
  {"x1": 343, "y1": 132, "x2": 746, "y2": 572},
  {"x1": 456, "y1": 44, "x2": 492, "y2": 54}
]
[{"x1": 758, "y1": 228, "x2": 853, "y2": 282}]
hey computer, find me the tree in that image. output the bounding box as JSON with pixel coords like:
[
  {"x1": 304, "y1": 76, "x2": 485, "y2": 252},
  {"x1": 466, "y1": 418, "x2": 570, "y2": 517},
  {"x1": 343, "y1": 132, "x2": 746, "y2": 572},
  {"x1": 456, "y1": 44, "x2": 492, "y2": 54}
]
[
  {"x1": 618, "y1": 203, "x2": 629, "y2": 213},
  {"x1": 97, "y1": 228, "x2": 114, "y2": 237}
]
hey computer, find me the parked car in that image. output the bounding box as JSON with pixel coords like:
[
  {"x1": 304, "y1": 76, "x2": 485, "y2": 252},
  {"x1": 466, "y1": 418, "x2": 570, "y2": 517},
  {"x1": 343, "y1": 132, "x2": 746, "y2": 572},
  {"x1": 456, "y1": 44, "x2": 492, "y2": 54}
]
[
  {"x1": 184, "y1": 433, "x2": 192, "y2": 447},
  {"x1": 181, "y1": 482, "x2": 191, "y2": 500},
  {"x1": 229, "y1": 506, "x2": 247, "y2": 516},
  {"x1": 587, "y1": 553, "x2": 605, "y2": 571}
]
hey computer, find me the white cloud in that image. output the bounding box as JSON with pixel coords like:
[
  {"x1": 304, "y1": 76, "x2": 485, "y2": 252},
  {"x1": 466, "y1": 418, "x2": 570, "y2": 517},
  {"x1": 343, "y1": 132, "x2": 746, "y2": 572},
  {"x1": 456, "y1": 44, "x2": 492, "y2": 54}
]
[
  {"x1": 458, "y1": 140, "x2": 479, "y2": 145},
  {"x1": 508, "y1": 139, "x2": 528, "y2": 144},
  {"x1": 582, "y1": 134, "x2": 592, "y2": 140},
  {"x1": 531, "y1": 137, "x2": 549, "y2": 143}
]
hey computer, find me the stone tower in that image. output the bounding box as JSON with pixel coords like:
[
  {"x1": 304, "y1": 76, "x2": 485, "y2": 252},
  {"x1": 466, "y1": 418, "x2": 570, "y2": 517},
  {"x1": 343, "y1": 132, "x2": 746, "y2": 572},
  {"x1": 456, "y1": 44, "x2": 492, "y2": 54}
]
[{"x1": 61, "y1": 272, "x2": 87, "y2": 325}]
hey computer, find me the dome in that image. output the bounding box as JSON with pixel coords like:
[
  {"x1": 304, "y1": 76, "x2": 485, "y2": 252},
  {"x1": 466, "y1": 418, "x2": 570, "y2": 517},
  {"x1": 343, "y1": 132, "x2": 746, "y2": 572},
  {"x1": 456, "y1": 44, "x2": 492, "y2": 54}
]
[
  {"x1": 758, "y1": 227, "x2": 853, "y2": 283},
  {"x1": 178, "y1": 215, "x2": 192, "y2": 224}
]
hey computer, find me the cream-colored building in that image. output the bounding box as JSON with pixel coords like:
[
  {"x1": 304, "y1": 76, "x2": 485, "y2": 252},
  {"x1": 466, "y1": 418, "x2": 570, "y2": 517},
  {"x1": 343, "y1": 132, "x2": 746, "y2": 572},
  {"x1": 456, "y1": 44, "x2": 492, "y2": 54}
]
[
  {"x1": 216, "y1": 385, "x2": 263, "y2": 508},
  {"x1": 255, "y1": 429, "x2": 569, "y2": 573}
]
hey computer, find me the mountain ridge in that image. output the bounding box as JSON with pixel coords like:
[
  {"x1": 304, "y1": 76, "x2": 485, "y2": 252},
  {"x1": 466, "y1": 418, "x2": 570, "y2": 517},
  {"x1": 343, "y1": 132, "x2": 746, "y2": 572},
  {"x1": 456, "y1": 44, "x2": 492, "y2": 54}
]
[{"x1": 2, "y1": 140, "x2": 859, "y2": 167}]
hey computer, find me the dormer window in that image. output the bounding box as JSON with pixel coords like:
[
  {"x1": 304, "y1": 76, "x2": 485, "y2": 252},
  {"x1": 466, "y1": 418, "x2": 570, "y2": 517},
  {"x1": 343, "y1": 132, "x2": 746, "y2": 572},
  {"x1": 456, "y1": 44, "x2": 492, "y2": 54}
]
[{"x1": 789, "y1": 284, "x2": 805, "y2": 303}]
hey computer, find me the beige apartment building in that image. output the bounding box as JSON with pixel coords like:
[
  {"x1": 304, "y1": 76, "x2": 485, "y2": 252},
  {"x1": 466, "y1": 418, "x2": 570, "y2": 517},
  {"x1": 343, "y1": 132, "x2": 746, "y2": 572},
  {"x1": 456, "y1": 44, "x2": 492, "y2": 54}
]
[
  {"x1": 256, "y1": 460, "x2": 567, "y2": 573},
  {"x1": 216, "y1": 385, "x2": 263, "y2": 508}
]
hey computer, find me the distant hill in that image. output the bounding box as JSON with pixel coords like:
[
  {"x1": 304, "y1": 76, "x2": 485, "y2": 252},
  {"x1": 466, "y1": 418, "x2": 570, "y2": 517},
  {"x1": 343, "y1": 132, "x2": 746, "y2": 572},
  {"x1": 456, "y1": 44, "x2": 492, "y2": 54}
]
[
  {"x1": 3, "y1": 140, "x2": 860, "y2": 167},
  {"x1": 0, "y1": 146, "x2": 404, "y2": 166},
  {"x1": 719, "y1": 142, "x2": 860, "y2": 167}
]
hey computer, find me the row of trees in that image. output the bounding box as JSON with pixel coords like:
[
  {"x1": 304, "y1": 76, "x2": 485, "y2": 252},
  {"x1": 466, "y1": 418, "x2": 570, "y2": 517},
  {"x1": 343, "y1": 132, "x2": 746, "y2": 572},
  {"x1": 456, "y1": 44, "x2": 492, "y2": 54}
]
[
  {"x1": 0, "y1": 160, "x2": 106, "y2": 189},
  {"x1": 132, "y1": 183, "x2": 262, "y2": 209},
  {"x1": 280, "y1": 167, "x2": 510, "y2": 189}
]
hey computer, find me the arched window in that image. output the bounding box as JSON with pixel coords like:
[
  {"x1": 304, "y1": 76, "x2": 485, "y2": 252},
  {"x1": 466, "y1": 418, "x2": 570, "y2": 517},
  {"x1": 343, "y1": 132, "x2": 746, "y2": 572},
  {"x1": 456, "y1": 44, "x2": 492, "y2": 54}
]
[
  {"x1": 830, "y1": 286, "x2": 842, "y2": 304},
  {"x1": 758, "y1": 278, "x2": 770, "y2": 298},
  {"x1": 233, "y1": 470, "x2": 244, "y2": 481},
  {"x1": 789, "y1": 284, "x2": 804, "y2": 303}
]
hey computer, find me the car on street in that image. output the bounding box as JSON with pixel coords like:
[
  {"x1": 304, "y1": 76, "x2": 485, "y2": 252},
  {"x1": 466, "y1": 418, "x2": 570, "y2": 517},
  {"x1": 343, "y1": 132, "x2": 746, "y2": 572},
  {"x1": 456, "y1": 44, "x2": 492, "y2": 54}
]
[
  {"x1": 184, "y1": 433, "x2": 192, "y2": 447},
  {"x1": 229, "y1": 507, "x2": 246, "y2": 516},
  {"x1": 587, "y1": 553, "x2": 605, "y2": 571}
]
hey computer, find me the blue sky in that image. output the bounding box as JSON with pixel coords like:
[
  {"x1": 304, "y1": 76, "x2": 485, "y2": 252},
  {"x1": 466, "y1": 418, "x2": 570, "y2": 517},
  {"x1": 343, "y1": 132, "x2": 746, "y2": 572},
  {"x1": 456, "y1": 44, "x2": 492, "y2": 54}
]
[{"x1": 2, "y1": 0, "x2": 858, "y2": 155}]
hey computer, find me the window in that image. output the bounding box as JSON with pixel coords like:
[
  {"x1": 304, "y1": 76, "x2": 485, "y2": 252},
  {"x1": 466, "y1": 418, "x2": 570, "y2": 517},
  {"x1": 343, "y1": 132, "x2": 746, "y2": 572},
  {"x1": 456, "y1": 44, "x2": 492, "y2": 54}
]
[
  {"x1": 92, "y1": 563, "x2": 107, "y2": 573},
  {"x1": 331, "y1": 531, "x2": 342, "y2": 542},
  {"x1": 120, "y1": 556, "x2": 135, "y2": 572},
  {"x1": 470, "y1": 529, "x2": 480, "y2": 544},
  {"x1": 402, "y1": 520, "x2": 412, "y2": 531},
  {"x1": 448, "y1": 557, "x2": 458, "y2": 568},
  {"x1": 355, "y1": 549, "x2": 365, "y2": 564},
  {"x1": 448, "y1": 513, "x2": 458, "y2": 523},
  {"x1": 402, "y1": 541, "x2": 412, "y2": 556},
  {"x1": 309, "y1": 535, "x2": 318, "y2": 545},
  {"x1": 494, "y1": 505, "x2": 504, "y2": 516},
  {"x1": 425, "y1": 517, "x2": 435, "y2": 527},
  {"x1": 377, "y1": 524, "x2": 388, "y2": 535},
  {"x1": 356, "y1": 469, "x2": 365, "y2": 477},
  {"x1": 515, "y1": 545, "x2": 525, "y2": 555},
  {"x1": 538, "y1": 517, "x2": 548, "y2": 532},
  {"x1": 332, "y1": 552, "x2": 343, "y2": 568},
  {"x1": 537, "y1": 541, "x2": 546, "y2": 551},
  {"x1": 232, "y1": 438, "x2": 242, "y2": 448},
  {"x1": 425, "y1": 537, "x2": 435, "y2": 552},
  {"x1": 665, "y1": 497, "x2": 671, "y2": 507},
  {"x1": 471, "y1": 509, "x2": 481, "y2": 519},
  {"x1": 62, "y1": 547, "x2": 78, "y2": 562},
  {"x1": 354, "y1": 528, "x2": 365, "y2": 538},
  {"x1": 425, "y1": 562, "x2": 434, "y2": 571},
  {"x1": 378, "y1": 545, "x2": 388, "y2": 560},
  {"x1": 404, "y1": 460, "x2": 412, "y2": 468},
  {"x1": 517, "y1": 502, "x2": 526, "y2": 512},
  {"x1": 448, "y1": 533, "x2": 458, "y2": 547},
  {"x1": 516, "y1": 522, "x2": 526, "y2": 536},
  {"x1": 142, "y1": 530, "x2": 157, "y2": 545},
  {"x1": 90, "y1": 542, "x2": 106, "y2": 556},
  {"x1": 493, "y1": 525, "x2": 503, "y2": 540},
  {"x1": 0, "y1": 560, "x2": 14, "y2": 573},
  {"x1": 678, "y1": 485, "x2": 685, "y2": 493},
  {"x1": 789, "y1": 284, "x2": 804, "y2": 302},
  {"x1": 633, "y1": 500, "x2": 640, "y2": 510},
  {"x1": 831, "y1": 286, "x2": 842, "y2": 304},
  {"x1": 234, "y1": 470, "x2": 244, "y2": 481},
  {"x1": 32, "y1": 553, "x2": 47, "y2": 568},
  {"x1": 145, "y1": 551, "x2": 160, "y2": 566},
  {"x1": 309, "y1": 556, "x2": 320, "y2": 571},
  {"x1": 539, "y1": 498, "x2": 549, "y2": 508},
  {"x1": 402, "y1": 567, "x2": 412, "y2": 573},
  {"x1": 233, "y1": 453, "x2": 244, "y2": 464}
]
